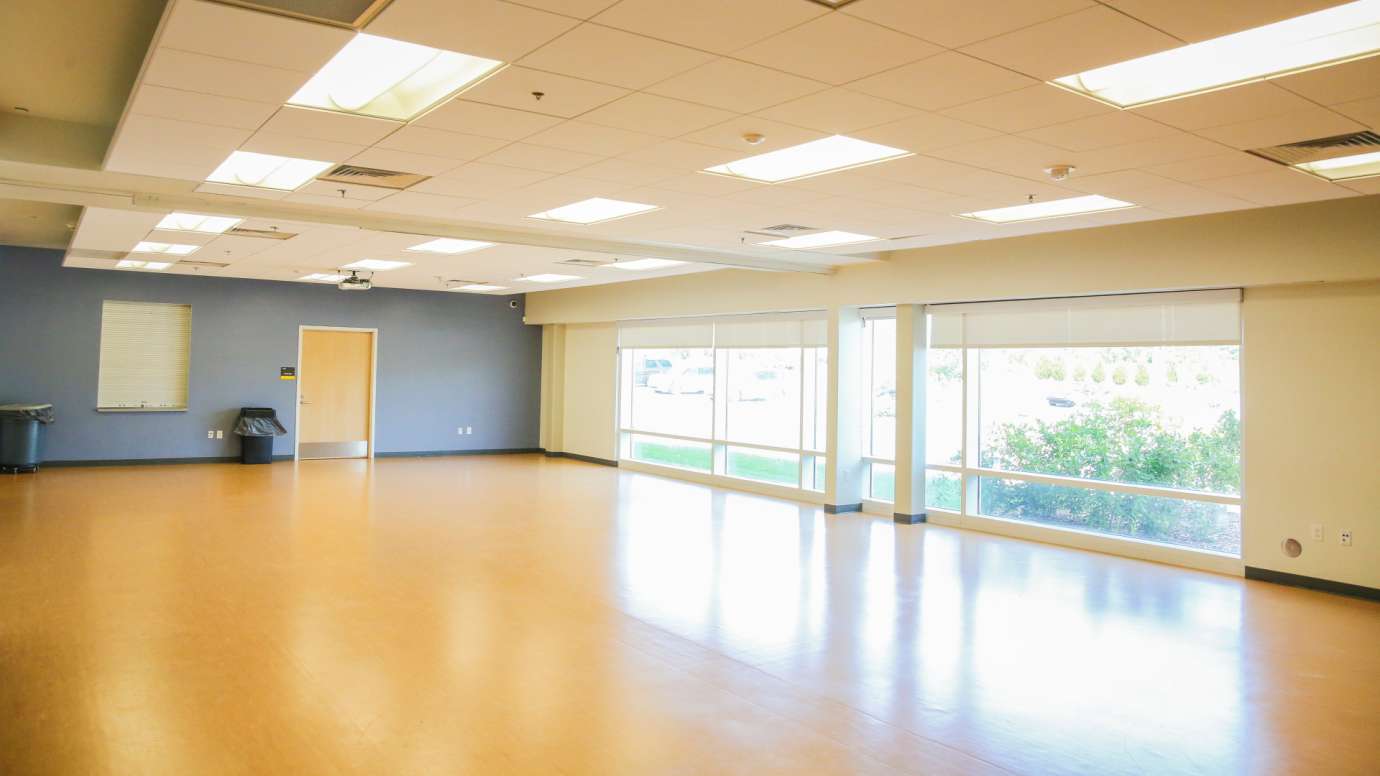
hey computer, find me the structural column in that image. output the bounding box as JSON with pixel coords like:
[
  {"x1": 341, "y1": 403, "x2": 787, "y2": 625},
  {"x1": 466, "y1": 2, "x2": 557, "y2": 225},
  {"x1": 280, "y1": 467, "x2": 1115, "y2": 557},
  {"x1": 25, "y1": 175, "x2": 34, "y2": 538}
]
[
  {"x1": 892, "y1": 304, "x2": 927, "y2": 523},
  {"x1": 824, "y1": 305, "x2": 865, "y2": 513},
  {"x1": 539, "y1": 323, "x2": 565, "y2": 454}
]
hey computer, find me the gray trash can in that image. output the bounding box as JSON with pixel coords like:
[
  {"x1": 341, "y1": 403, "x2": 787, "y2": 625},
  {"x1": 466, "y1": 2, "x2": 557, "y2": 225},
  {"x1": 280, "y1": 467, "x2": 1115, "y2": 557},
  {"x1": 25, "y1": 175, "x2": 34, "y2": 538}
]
[
  {"x1": 0, "y1": 403, "x2": 54, "y2": 473},
  {"x1": 233, "y1": 407, "x2": 287, "y2": 464}
]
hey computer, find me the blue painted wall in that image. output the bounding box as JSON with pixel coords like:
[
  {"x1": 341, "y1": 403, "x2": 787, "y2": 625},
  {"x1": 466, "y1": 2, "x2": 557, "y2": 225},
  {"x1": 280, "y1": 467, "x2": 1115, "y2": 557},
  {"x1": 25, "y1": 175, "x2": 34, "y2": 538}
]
[{"x1": 0, "y1": 246, "x2": 542, "y2": 461}]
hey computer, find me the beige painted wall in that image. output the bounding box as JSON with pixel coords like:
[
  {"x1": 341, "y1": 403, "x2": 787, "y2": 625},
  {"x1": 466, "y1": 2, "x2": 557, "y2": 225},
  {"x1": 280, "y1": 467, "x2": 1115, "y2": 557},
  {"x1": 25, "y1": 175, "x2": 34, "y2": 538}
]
[
  {"x1": 558, "y1": 323, "x2": 618, "y2": 462},
  {"x1": 526, "y1": 196, "x2": 1380, "y2": 325},
  {"x1": 1242, "y1": 281, "x2": 1380, "y2": 589}
]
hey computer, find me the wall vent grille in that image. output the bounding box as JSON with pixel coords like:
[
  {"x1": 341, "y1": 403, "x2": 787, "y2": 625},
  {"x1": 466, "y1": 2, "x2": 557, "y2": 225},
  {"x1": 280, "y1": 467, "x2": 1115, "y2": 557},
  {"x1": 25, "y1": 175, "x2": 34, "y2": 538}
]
[
  {"x1": 558, "y1": 257, "x2": 615, "y2": 267},
  {"x1": 226, "y1": 227, "x2": 298, "y2": 240}
]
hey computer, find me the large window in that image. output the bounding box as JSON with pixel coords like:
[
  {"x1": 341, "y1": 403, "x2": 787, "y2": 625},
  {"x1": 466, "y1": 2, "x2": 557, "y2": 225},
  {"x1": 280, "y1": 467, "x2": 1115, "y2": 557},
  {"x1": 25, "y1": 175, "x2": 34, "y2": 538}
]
[
  {"x1": 927, "y1": 291, "x2": 1243, "y2": 555},
  {"x1": 861, "y1": 313, "x2": 896, "y2": 502},
  {"x1": 618, "y1": 315, "x2": 828, "y2": 494}
]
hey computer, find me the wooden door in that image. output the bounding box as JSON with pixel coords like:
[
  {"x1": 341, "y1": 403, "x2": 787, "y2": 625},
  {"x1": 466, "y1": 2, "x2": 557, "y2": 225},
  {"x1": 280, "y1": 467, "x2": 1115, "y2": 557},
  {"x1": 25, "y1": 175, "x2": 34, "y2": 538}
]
[{"x1": 298, "y1": 329, "x2": 373, "y2": 459}]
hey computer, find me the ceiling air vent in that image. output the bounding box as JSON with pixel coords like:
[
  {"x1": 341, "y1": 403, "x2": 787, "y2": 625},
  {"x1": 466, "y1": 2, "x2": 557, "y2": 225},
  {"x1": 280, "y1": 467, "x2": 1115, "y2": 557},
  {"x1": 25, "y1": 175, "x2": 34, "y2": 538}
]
[
  {"x1": 176, "y1": 260, "x2": 231, "y2": 270},
  {"x1": 761, "y1": 223, "x2": 815, "y2": 232},
  {"x1": 558, "y1": 257, "x2": 615, "y2": 268},
  {"x1": 317, "y1": 164, "x2": 429, "y2": 190},
  {"x1": 1247, "y1": 130, "x2": 1380, "y2": 166},
  {"x1": 226, "y1": 227, "x2": 298, "y2": 240}
]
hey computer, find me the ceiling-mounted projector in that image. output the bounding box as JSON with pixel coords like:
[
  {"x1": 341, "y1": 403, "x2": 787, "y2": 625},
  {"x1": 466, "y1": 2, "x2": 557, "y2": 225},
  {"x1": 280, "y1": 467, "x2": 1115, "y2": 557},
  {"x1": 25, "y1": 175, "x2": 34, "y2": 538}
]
[{"x1": 338, "y1": 270, "x2": 372, "y2": 291}]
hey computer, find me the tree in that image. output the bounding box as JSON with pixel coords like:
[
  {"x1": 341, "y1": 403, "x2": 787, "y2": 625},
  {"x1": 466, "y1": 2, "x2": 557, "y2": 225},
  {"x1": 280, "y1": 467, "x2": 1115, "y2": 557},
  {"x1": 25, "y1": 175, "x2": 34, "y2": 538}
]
[
  {"x1": 1092, "y1": 363, "x2": 1106, "y2": 383},
  {"x1": 1135, "y1": 364, "x2": 1150, "y2": 386}
]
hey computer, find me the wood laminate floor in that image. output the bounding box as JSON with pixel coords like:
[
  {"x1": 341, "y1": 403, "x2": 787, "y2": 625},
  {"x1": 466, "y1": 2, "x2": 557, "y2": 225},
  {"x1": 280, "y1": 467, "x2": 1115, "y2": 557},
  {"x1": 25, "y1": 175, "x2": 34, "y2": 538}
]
[{"x1": 1, "y1": 456, "x2": 1377, "y2": 775}]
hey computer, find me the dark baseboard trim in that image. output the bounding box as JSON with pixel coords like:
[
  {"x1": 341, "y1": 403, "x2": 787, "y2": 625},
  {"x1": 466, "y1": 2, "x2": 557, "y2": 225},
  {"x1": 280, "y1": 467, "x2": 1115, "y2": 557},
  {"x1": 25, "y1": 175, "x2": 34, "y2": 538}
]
[
  {"x1": 1245, "y1": 566, "x2": 1380, "y2": 602},
  {"x1": 44, "y1": 455, "x2": 293, "y2": 467},
  {"x1": 544, "y1": 450, "x2": 619, "y2": 467},
  {"x1": 824, "y1": 503, "x2": 861, "y2": 514},
  {"x1": 894, "y1": 512, "x2": 928, "y2": 525},
  {"x1": 376, "y1": 448, "x2": 544, "y2": 458}
]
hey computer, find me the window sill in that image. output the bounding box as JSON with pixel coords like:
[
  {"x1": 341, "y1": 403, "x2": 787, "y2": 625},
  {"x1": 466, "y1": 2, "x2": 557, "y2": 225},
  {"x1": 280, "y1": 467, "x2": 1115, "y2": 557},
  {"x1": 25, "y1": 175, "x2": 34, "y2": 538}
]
[{"x1": 96, "y1": 407, "x2": 187, "y2": 413}]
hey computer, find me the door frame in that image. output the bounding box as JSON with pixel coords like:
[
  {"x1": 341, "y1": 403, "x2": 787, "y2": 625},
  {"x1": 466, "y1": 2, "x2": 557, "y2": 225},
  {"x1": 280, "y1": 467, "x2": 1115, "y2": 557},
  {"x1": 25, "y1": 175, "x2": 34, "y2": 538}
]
[{"x1": 294, "y1": 325, "x2": 379, "y2": 461}]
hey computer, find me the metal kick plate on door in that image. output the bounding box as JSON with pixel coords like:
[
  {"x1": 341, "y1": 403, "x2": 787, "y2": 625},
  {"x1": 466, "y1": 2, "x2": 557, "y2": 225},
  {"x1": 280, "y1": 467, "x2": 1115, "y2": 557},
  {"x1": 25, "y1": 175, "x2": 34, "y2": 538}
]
[{"x1": 299, "y1": 441, "x2": 369, "y2": 459}]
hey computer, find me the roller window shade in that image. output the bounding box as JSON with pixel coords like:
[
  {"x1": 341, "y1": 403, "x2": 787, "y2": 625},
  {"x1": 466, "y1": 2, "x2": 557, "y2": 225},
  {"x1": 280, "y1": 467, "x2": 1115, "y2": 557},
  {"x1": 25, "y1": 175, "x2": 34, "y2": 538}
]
[
  {"x1": 929, "y1": 290, "x2": 1241, "y2": 348},
  {"x1": 714, "y1": 313, "x2": 828, "y2": 348},
  {"x1": 97, "y1": 300, "x2": 192, "y2": 410},
  {"x1": 619, "y1": 320, "x2": 714, "y2": 348}
]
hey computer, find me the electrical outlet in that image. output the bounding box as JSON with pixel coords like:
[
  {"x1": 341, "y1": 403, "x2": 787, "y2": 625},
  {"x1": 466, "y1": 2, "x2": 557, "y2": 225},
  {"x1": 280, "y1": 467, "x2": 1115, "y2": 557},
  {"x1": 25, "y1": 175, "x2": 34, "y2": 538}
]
[
  {"x1": 1340, "y1": 530, "x2": 1353, "y2": 547},
  {"x1": 457, "y1": 427, "x2": 464, "y2": 435},
  {"x1": 215, "y1": 430, "x2": 223, "y2": 439},
  {"x1": 1311, "y1": 523, "x2": 1324, "y2": 542},
  {"x1": 466, "y1": 426, "x2": 473, "y2": 435},
  {"x1": 207, "y1": 430, "x2": 214, "y2": 439}
]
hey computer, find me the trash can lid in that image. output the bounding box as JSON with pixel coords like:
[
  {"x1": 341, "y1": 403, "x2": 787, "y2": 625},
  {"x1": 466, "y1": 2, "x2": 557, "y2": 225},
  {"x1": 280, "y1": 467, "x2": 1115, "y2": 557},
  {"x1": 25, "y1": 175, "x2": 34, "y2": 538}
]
[{"x1": 0, "y1": 403, "x2": 53, "y2": 411}]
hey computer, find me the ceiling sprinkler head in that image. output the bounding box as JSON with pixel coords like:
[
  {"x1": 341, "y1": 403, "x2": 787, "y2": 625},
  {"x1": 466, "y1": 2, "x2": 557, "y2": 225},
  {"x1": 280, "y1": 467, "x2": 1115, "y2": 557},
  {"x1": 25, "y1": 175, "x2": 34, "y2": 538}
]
[
  {"x1": 1044, "y1": 164, "x2": 1075, "y2": 181},
  {"x1": 742, "y1": 132, "x2": 766, "y2": 145},
  {"x1": 531, "y1": 91, "x2": 545, "y2": 101}
]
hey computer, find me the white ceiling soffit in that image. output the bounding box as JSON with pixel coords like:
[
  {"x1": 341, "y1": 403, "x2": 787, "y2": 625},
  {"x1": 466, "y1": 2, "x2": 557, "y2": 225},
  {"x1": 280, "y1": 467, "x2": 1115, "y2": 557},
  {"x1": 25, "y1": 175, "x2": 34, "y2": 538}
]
[{"x1": 0, "y1": 161, "x2": 848, "y2": 273}]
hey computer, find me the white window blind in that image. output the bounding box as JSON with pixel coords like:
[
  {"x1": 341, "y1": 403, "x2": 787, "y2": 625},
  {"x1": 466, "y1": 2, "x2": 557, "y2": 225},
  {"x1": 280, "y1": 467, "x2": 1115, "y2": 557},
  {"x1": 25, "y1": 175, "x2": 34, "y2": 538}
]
[
  {"x1": 713, "y1": 312, "x2": 828, "y2": 348},
  {"x1": 618, "y1": 319, "x2": 714, "y2": 348},
  {"x1": 97, "y1": 300, "x2": 192, "y2": 410},
  {"x1": 929, "y1": 289, "x2": 1241, "y2": 348}
]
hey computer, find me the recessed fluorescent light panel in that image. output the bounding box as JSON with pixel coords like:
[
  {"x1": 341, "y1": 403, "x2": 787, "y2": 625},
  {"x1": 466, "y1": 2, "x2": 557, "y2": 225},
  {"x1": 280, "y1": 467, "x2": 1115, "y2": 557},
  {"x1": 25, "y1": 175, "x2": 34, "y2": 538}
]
[
  {"x1": 407, "y1": 238, "x2": 496, "y2": 254},
  {"x1": 132, "y1": 241, "x2": 199, "y2": 255},
  {"x1": 704, "y1": 135, "x2": 911, "y2": 183},
  {"x1": 300, "y1": 273, "x2": 348, "y2": 283},
  {"x1": 289, "y1": 33, "x2": 503, "y2": 121},
  {"x1": 116, "y1": 260, "x2": 172, "y2": 270},
  {"x1": 612, "y1": 258, "x2": 686, "y2": 270},
  {"x1": 206, "y1": 151, "x2": 334, "y2": 191},
  {"x1": 449, "y1": 283, "x2": 508, "y2": 292},
  {"x1": 155, "y1": 212, "x2": 242, "y2": 234},
  {"x1": 342, "y1": 259, "x2": 411, "y2": 271},
  {"x1": 960, "y1": 195, "x2": 1137, "y2": 224},
  {"x1": 1294, "y1": 149, "x2": 1380, "y2": 180},
  {"x1": 518, "y1": 274, "x2": 581, "y2": 283},
  {"x1": 762, "y1": 230, "x2": 879, "y2": 249},
  {"x1": 529, "y1": 198, "x2": 660, "y2": 225},
  {"x1": 1052, "y1": 1, "x2": 1380, "y2": 107}
]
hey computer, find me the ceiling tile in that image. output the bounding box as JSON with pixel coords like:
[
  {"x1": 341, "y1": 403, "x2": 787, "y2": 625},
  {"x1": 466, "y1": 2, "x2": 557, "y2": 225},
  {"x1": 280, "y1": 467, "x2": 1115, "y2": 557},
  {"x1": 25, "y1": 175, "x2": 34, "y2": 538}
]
[
  {"x1": 850, "y1": 112, "x2": 1002, "y2": 153},
  {"x1": 366, "y1": 0, "x2": 579, "y2": 61},
  {"x1": 1272, "y1": 55, "x2": 1380, "y2": 106},
  {"x1": 523, "y1": 121, "x2": 663, "y2": 156},
  {"x1": 568, "y1": 158, "x2": 681, "y2": 186},
  {"x1": 459, "y1": 66, "x2": 628, "y2": 117},
  {"x1": 1101, "y1": 0, "x2": 1341, "y2": 42},
  {"x1": 647, "y1": 58, "x2": 827, "y2": 114},
  {"x1": 410, "y1": 162, "x2": 553, "y2": 197},
  {"x1": 160, "y1": 0, "x2": 349, "y2": 72},
  {"x1": 1194, "y1": 168, "x2": 1357, "y2": 205},
  {"x1": 754, "y1": 89, "x2": 916, "y2": 134},
  {"x1": 1057, "y1": 169, "x2": 1179, "y2": 198},
  {"x1": 680, "y1": 117, "x2": 825, "y2": 153},
  {"x1": 110, "y1": 114, "x2": 251, "y2": 170},
  {"x1": 364, "y1": 191, "x2": 483, "y2": 218},
  {"x1": 841, "y1": 0, "x2": 1093, "y2": 49},
  {"x1": 239, "y1": 131, "x2": 365, "y2": 162},
  {"x1": 375, "y1": 125, "x2": 512, "y2": 160},
  {"x1": 1195, "y1": 106, "x2": 1365, "y2": 149},
  {"x1": 518, "y1": 23, "x2": 713, "y2": 89},
  {"x1": 960, "y1": 6, "x2": 1180, "y2": 80},
  {"x1": 258, "y1": 106, "x2": 400, "y2": 145},
  {"x1": 736, "y1": 13, "x2": 941, "y2": 86},
  {"x1": 592, "y1": 0, "x2": 827, "y2": 54},
  {"x1": 1333, "y1": 96, "x2": 1380, "y2": 127},
  {"x1": 102, "y1": 150, "x2": 220, "y2": 181},
  {"x1": 296, "y1": 180, "x2": 395, "y2": 201},
  {"x1": 141, "y1": 49, "x2": 308, "y2": 105},
  {"x1": 1144, "y1": 152, "x2": 1284, "y2": 182},
  {"x1": 194, "y1": 182, "x2": 289, "y2": 200},
  {"x1": 1070, "y1": 132, "x2": 1228, "y2": 174},
  {"x1": 927, "y1": 134, "x2": 1089, "y2": 180},
  {"x1": 1342, "y1": 177, "x2": 1380, "y2": 195},
  {"x1": 415, "y1": 99, "x2": 563, "y2": 139},
  {"x1": 346, "y1": 147, "x2": 465, "y2": 176},
  {"x1": 128, "y1": 85, "x2": 277, "y2": 131},
  {"x1": 941, "y1": 84, "x2": 1112, "y2": 133},
  {"x1": 506, "y1": 0, "x2": 620, "y2": 18},
  {"x1": 848, "y1": 52, "x2": 1035, "y2": 111},
  {"x1": 1019, "y1": 111, "x2": 1181, "y2": 151},
  {"x1": 580, "y1": 93, "x2": 736, "y2": 138},
  {"x1": 616, "y1": 139, "x2": 738, "y2": 170},
  {"x1": 1132, "y1": 82, "x2": 1317, "y2": 131},
  {"x1": 479, "y1": 142, "x2": 605, "y2": 173}
]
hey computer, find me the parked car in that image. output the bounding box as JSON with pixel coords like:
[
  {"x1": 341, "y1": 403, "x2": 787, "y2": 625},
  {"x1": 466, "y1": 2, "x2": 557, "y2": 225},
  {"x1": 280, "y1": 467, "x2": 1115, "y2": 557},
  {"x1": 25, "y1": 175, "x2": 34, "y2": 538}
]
[
  {"x1": 873, "y1": 387, "x2": 896, "y2": 417},
  {"x1": 633, "y1": 357, "x2": 673, "y2": 386},
  {"x1": 1047, "y1": 395, "x2": 1076, "y2": 408},
  {"x1": 650, "y1": 365, "x2": 714, "y2": 394}
]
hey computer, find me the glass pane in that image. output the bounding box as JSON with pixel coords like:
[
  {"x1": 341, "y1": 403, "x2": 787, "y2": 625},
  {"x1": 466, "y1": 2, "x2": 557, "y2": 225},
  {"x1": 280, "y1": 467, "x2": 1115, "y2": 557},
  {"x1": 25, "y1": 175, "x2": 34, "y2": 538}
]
[
  {"x1": 801, "y1": 347, "x2": 828, "y2": 452},
  {"x1": 978, "y1": 477, "x2": 1241, "y2": 555},
  {"x1": 977, "y1": 346, "x2": 1241, "y2": 495},
  {"x1": 869, "y1": 462, "x2": 895, "y2": 502},
  {"x1": 868, "y1": 319, "x2": 896, "y2": 459},
  {"x1": 926, "y1": 470, "x2": 961, "y2": 511},
  {"x1": 726, "y1": 447, "x2": 799, "y2": 487},
  {"x1": 724, "y1": 348, "x2": 802, "y2": 449},
  {"x1": 802, "y1": 455, "x2": 826, "y2": 492},
  {"x1": 629, "y1": 433, "x2": 712, "y2": 472},
  {"x1": 627, "y1": 348, "x2": 714, "y2": 438},
  {"x1": 926, "y1": 346, "x2": 962, "y2": 466}
]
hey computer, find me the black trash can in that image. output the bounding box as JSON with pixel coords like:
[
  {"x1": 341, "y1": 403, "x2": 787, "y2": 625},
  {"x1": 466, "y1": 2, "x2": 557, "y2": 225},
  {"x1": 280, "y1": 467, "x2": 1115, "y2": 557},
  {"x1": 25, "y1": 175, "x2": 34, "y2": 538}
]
[
  {"x1": 233, "y1": 407, "x2": 287, "y2": 465},
  {"x1": 0, "y1": 403, "x2": 54, "y2": 473}
]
